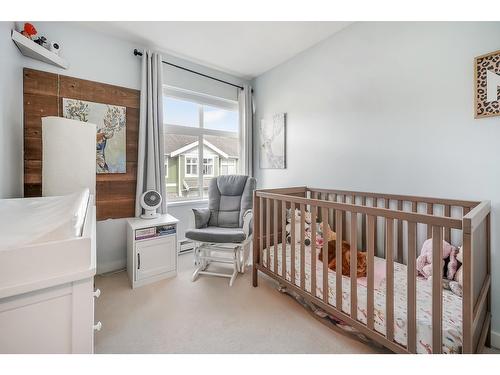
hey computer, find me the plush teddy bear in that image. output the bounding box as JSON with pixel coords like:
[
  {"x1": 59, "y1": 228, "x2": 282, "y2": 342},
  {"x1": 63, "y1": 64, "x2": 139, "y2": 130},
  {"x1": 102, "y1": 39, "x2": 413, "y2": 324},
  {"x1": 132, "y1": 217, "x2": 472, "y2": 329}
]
[
  {"x1": 416, "y1": 238, "x2": 457, "y2": 279},
  {"x1": 429, "y1": 246, "x2": 463, "y2": 297},
  {"x1": 285, "y1": 208, "x2": 312, "y2": 246},
  {"x1": 454, "y1": 246, "x2": 463, "y2": 286},
  {"x1": 316, "y1": 222, "x2": 336, "y2": 247}
]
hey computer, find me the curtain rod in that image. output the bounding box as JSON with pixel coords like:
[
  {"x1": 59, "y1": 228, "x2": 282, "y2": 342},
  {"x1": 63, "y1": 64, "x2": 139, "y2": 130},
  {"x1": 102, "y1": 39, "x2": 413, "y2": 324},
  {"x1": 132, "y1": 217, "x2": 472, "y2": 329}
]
[{"x1": 134, "y1": 49, "x2": 244, "y2": 91}]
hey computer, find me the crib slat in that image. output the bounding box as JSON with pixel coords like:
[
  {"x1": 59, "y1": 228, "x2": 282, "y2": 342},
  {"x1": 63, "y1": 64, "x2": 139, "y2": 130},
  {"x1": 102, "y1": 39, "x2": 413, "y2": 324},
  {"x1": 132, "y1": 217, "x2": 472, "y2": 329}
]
[
  {"x1": 328, "y1": 194, "x2": 334, "y2": 232},
  {"x1": 342, "y1": 195, "x2": 347, "y2": 240},
  {"x1": 361, "y1": 196, "x2": 367, "y2": 249},
  {"x1": 427, "y1": 203, "x2": 433, "y2": 239},
  {"x1": 322, "y1": 207, "x2": 329, "y2": 304},
  {"x1": 300, "y1": 204, "x2": 306, "y2": 290},
  {"x1": 259, "y1": 198, "x2": 264, "y2": 269},
  {"x1": 411, "y1": 201, "x2": 417, "y2": 213},
  {"x1": 335, "y1": 210, "x2": 343, "y2": 310},
  {"x1": 266, "y1": 198, "x2": 271, "y2": 269},
  {"x1": 432, "y1": 225, "x2": 443, "y2": 354},
  {"x1": 374, "y1": 199, "x2": 378, "y2": 256},
  {"x1": 386, "y1": 218, "x2": 394, "y2": 342},
  {"x1": 407, "y1": 221, "x2": 417, "y2": 353},
  {"x1": 281, "y1": 200, "x2": 287, "y2": 278},
  {"x1": 444, "y1": 205, "x2": 451, "y2": 243},
  {"x1": 350, "y1": 212, "x2": 358, "y2": 319},
  {"x1": 367, "y1": 215, "x2": 375, "y2": 330},
  {"x1": 397, "y1": 200, "x2": 403, "y2": 263},
  {"x1": 332, "y1": 193, "x2": 337, "y2": 230},
  {"x1": 274, "y1": 199, "x2": 279, "y2": 274},
  {"x1": 290, "y1": 202, "x2": 296, "y2": 284},
  {"x1": 383, "y1": 199, "x2": 390, "y2": 259},
  {"x1": 311, "y1": 205, "x2": 317, "y2": 296}
]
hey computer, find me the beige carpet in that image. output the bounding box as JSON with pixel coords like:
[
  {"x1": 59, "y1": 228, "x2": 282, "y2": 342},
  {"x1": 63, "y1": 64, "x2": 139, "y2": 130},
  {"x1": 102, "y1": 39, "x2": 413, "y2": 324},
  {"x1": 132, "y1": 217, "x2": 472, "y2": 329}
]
[{"x1": 94, "y1": 253, "x2": 389, "y2": 354}]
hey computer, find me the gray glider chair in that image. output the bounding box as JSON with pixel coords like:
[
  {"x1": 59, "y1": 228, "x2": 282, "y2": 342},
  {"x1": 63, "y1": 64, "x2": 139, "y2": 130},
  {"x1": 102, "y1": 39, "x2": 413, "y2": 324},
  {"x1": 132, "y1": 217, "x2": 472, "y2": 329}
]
[{"x1": 185, "y1": 175, "x2": 256, "y2": 286}]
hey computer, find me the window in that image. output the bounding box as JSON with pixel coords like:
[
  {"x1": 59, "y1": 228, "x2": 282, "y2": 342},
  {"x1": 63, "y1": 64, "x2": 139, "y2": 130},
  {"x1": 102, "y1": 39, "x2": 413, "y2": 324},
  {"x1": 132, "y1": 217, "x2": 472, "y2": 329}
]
[
  {"x1": 203, "y1": 157, "x2": 214, "y2": 176},
  {"x1": 185, "y1": 156, "x2": 198, "y2": 177},
  {"x1": 163, "y1": 86, "x2": 241, "y2": 201},
  {"x1": 220, "y1": 159, "x2": 237, "y2": 175}
]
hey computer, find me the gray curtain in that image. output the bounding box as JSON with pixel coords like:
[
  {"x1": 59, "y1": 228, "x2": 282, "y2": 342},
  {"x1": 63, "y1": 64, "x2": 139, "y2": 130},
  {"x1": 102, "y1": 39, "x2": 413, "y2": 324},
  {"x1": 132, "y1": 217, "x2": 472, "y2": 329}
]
[
  {"x1": 135, "y1": 51, "x2": 167, "y2": 216},
  {"x1": 238, "y1": 84, "x2": 254, "y2": 177}
]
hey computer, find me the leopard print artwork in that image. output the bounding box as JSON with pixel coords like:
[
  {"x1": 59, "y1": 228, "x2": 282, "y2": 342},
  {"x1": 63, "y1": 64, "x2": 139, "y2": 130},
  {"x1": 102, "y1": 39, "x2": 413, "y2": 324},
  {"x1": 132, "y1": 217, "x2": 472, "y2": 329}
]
[{"x1": 475, "y1": 50, "x2": 500, "y2": 118}]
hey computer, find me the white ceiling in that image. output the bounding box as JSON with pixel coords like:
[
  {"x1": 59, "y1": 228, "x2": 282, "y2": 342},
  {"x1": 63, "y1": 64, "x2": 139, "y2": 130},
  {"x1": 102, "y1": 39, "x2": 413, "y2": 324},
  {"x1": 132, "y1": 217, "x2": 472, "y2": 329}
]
[{"x1": 82, "y1": 22, "x2": 351, "y2": 79}]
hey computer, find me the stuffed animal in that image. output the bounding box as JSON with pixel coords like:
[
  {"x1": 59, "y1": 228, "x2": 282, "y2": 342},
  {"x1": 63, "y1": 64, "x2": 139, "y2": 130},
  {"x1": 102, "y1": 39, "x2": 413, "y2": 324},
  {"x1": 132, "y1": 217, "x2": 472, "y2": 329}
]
[
  {"x1": 285, "y1": 208, "x2": 312, "y2": 246},
  {"x1": 454, "y1": 246, "x2": 463, "y2": 286},
  {"x1": 416, "y1": 238, "x2": 457, "y2": 279},
  {"x1": 318, "y1": 239, "x2": 367, "y2": 277},
  {"x1": 429, "y1": 245, "x2": 464, "y2": 297},
  {"x1": 21, "y1": 23, "x2": 37, "y2": 40},
  {"x1": 316, "y1": 222, "x2": 336, "y2": 247},
  {"x1": 446, "y1": 246, "x2": 459, "y2": 280}
]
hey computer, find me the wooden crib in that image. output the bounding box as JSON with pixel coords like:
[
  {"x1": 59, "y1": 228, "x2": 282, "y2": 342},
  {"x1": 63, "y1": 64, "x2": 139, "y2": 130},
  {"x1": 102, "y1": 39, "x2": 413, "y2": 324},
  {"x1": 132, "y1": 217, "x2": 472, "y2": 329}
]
[{"x1": 252, "y1": 187, "x2": 491, "y2": 354}]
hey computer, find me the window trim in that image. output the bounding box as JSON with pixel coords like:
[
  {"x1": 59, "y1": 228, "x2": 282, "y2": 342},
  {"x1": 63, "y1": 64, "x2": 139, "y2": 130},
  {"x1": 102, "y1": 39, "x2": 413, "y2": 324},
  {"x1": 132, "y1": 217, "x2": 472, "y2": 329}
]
[
  {"x1": 220, "y1": 158, "x2": 237, "y2": 175},
  {"x1": 185, "y1": 155, "x2": 199, "y2": 177},
  {"x1": 202, "y1": 156, "x2": 215, "y2": 177}
]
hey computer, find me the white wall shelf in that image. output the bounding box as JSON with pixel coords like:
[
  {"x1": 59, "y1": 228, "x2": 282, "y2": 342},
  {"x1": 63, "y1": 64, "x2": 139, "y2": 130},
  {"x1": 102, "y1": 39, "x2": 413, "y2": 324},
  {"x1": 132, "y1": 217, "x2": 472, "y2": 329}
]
[{"x1": 11, "y1": 30, "x2": 69, "y2": 69}]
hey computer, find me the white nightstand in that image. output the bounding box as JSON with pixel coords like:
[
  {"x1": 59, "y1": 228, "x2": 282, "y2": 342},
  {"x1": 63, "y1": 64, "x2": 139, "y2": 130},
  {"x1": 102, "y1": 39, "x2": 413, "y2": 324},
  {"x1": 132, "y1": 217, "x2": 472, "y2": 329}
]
[{"x1": 126, "y1": 214, "x2": 179, "y2": 288}]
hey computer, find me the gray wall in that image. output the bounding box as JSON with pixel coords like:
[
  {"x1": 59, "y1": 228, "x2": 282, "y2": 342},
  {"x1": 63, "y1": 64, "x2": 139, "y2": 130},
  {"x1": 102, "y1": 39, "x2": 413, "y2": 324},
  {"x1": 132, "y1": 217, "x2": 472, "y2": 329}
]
[
  {"x1": 0, "y1": 22, "x2": 23, "y2": 198},
  {"x1": 252, "y1": 22, "x2": 500, "y2": 339},
  {"x1": 0, "y1": 21, "x2": 247, "y2": 274}
]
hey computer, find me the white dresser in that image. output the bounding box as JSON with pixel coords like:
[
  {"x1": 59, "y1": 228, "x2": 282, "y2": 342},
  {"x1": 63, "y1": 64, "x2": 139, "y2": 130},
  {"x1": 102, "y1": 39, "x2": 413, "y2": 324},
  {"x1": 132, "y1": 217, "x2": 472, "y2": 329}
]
[
  {"x1": 127, "y1": 214, "x2": 179, "y2": 288},
  {"x1": 0, "y1": 194, "x2": 98, "y2": 354}
]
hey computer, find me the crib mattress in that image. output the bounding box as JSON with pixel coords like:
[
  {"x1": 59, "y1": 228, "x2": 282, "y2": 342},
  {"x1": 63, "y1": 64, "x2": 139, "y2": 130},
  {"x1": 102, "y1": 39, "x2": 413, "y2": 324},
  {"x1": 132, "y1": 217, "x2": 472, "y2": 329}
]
[{"x1": 262, "y1": 243, "x2": 463, "y2": 354}]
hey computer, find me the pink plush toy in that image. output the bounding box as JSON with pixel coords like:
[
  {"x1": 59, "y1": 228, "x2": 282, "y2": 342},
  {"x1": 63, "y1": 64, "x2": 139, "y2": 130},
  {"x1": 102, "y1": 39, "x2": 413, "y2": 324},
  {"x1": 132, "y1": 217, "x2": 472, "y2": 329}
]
[
  {"x1": 416, "y1": 238, "x2": 457, "y2": 279},
  {"x1": 446, "y1": 247, "x2": 459, "y2": 280}
]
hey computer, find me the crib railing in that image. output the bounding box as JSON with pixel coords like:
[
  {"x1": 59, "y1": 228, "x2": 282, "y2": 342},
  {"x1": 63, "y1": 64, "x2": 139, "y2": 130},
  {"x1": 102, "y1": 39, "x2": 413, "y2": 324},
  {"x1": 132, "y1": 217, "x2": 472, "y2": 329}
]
[{"x1": 252, "y1": 187, "x2": 491, "y2": 354}]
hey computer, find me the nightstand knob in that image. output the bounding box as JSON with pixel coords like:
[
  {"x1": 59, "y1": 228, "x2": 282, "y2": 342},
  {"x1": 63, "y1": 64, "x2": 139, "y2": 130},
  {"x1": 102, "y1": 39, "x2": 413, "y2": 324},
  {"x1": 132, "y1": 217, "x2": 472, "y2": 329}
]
[
  {"x1": 93, "y1": 288, "x2": 101, "y2": 298},
  {"x1": 93, "y1": 321, "x2": 102, "y2": 331}
]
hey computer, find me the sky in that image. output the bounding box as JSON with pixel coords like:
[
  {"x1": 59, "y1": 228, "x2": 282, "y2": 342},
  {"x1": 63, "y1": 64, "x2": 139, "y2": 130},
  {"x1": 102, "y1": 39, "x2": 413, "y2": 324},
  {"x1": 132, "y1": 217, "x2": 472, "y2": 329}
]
[{"x1": 163, "y1": 97, "x2": 238, "y2": 132}]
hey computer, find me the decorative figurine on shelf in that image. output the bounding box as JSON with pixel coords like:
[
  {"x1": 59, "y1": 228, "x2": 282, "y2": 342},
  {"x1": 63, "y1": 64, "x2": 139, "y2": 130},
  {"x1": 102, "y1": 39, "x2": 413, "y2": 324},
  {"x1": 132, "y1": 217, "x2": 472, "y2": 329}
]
[
  {"x1": 21, "y1": 22, "x2": 37, "y2": 40},
  {"x1": 34, "y1": 36, "x2": 47, "y2": 47},
  {"x1": 49, "y1": 41, "x2": 60, "y2": 55}
]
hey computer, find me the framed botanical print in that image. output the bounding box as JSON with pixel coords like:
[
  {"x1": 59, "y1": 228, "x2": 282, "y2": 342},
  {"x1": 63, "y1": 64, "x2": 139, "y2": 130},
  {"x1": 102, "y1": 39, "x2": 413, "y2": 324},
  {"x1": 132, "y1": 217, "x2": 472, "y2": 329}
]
[{"x1": 474, "y1": 50, "x2": 500, "y2": 118}]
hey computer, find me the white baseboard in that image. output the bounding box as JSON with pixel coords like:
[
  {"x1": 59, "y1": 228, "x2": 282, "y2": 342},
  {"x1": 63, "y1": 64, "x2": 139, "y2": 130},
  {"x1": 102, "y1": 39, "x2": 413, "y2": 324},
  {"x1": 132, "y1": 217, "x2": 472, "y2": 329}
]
[
  {"x1": 97, "y1": 259, "x2": 126, "y2": 275},
  {"x1": 491, "y1": 330, "x2": 500, "y2": 349}
]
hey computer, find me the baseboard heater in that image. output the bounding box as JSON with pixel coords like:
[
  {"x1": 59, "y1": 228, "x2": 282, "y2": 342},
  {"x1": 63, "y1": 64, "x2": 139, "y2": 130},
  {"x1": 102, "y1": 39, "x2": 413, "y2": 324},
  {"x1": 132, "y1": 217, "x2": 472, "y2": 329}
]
[{"x1": 178, "y1": 238, "x2": 194, "y2": 254}]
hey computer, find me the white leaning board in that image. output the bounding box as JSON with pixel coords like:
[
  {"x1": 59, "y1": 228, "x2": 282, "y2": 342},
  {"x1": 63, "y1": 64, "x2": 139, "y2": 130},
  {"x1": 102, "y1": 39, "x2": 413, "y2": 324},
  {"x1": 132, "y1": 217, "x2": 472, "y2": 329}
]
[{"x1": 127, "y1": 214, "x2": 179, "y2": 289}]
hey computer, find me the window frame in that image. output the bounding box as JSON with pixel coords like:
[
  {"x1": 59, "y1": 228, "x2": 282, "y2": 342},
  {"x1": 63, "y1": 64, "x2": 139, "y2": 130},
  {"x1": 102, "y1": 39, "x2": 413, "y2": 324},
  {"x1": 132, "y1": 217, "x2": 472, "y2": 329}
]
[
  {"x1": 220, "y1": 158, "x2": 237, "y2": 175},
  {"x1": 164, "y1": 85, "x2": 241, "y2": 203},
  {"x1": 202, "y1": 156, "x2": 215, "y2": 177},
  {"x1": 184, "y1": 154, "x2": 199, "y2": 177}
]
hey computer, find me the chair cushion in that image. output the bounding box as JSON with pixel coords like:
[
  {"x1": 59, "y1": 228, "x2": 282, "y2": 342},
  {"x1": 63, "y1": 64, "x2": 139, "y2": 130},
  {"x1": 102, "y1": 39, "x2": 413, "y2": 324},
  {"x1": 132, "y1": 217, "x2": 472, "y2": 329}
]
[
  {"x1": 208, "y1": 175, "x2": 256, "y2": 228},
  {"x1": 185, "y1": 226, "x2": 247, "y2": 243}
]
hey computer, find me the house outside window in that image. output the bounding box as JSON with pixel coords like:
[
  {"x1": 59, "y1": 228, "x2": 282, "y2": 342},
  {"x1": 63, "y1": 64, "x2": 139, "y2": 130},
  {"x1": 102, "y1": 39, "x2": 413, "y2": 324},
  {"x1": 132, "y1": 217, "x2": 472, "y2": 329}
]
[
  {"x1": 185, "y1": 156, "x2": 198, "y2": 177},
  {"x1": 203, "y1": 157, "x2": 214, "y2": 176},
  {"x1": 220, "y1": 159, "x2": 237, "y2": 175},
  {"x1": 163, "y1": 86, "x2": 241, "y2": 201}
]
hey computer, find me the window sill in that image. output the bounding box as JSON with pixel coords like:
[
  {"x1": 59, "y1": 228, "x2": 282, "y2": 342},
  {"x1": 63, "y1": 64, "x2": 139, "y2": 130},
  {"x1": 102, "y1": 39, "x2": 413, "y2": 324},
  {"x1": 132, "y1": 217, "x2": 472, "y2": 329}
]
[{"x1": 167, "y1": 199, "x2": 208, "y2": 208}]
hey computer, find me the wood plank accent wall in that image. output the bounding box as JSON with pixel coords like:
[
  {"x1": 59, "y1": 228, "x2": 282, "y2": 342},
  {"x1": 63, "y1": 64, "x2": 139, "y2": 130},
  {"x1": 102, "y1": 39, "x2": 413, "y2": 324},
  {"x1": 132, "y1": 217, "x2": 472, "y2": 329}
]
[{"x1": 23, "y1": 68, "x2": 140, "y2": 220}]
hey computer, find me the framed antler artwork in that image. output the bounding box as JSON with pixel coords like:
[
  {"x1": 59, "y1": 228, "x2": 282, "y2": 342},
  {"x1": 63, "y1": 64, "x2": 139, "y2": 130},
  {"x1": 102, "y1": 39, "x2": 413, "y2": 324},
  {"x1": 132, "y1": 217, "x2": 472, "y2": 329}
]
[{"x1": 260, "y1": 113, "x2": 286, "y2": 169}]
